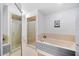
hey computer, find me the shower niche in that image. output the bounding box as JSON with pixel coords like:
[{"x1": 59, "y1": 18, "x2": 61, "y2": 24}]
[{"x1": 27, "y1": 16, "x2": 36, "y2": 47}]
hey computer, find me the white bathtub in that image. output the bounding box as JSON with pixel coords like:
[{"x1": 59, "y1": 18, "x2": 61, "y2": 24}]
[{"x1": 36, "y1": 38, "x2": 75, "y2": 56}]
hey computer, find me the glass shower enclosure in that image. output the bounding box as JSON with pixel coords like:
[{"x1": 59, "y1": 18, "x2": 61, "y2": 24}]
[
  {"x1": 10, "y1": 3, "x2": 22, "y2": 56},
  {"x1": 0, "y1": 3, "x2": 22, "y2": 56}
]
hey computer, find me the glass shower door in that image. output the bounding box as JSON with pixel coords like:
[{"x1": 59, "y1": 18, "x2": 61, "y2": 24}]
[
  {"x1": 9, "y1": 4, "x2": 22, "y2": 56},
  {"x1": 27, "y1": 21, "x2": 36, "y2": 46},
  {"x1": 11, "y1": 16, "x2": 21, "y2": 56}
]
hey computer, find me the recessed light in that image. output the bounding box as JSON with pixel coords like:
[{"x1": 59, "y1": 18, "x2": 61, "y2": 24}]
[
  {"x1": 56, "y1": 3, "x2": 64, "y2": 6},
  {"x1": 57, "y1": 3, "x2": 64, "y2": 4}
]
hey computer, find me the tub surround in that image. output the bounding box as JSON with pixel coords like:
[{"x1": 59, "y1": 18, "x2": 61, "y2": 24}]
[
  {"x1": 37, "y1": 49, "x2": 53, "y2": 56},
  {"x1": 36, "y1": 42, "x2": 75, "y2": 56},
  {"x1": 38, "y1": 33, "x2": 75, "y2": 51}
]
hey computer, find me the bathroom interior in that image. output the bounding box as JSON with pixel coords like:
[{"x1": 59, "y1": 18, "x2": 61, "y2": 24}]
[
  {"x1": 0, "y1": 3, "x2": 79, "y2": 56},
  {"x1": 22, "y1": 3, "x2": 79, "y2": 56}
]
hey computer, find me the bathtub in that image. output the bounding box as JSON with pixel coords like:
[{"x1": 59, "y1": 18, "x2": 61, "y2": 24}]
[{"x1": 36, "y1": 35, "x2": 75, "y2": 56}]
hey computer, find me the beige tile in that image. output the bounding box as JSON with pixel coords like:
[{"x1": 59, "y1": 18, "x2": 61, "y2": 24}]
[{"x1": 22, "y1": 46, "x2": 37, "y2": 56}]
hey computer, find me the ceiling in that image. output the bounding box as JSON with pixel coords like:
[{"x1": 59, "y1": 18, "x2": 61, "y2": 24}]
[{"x1": 22, "y1": 3, "x2": 79, "y2": 15}]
